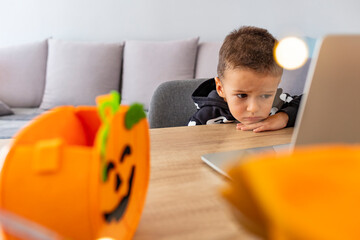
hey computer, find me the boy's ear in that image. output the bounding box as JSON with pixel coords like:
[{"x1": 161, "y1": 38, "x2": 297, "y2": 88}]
[{"x1": 215, "y1": 77, "x2": 226, "y2": 101}]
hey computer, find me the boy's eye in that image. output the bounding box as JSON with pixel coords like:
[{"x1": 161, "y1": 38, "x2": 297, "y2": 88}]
[
  {"x1": 261, "y1": 94, "x2": 272, "y2": 99},
  {"x1": 237, "y1": 94, "x2": 247, "y2": 99}
]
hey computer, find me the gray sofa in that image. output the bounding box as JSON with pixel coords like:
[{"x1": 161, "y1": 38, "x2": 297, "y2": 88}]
[{"x1": 0, "y1": 38, "x2": 310, "y2": 138}]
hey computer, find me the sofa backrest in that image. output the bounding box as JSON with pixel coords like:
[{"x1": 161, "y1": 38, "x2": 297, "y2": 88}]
[{"x1": 0, "y1": 39, "x2": 310, "y2": 111}]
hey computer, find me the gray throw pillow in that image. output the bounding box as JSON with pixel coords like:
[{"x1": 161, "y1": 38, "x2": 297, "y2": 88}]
[
  {"x1": 121, "y1": 38, "x2": 199, "y2": 110},
  {"x1": 0, "y1": 100, "x2": 13, "y2": 116},
  {"x1": 0, "y1": 40, "x2": 48, "y2": 108},
  {"x1": 40, "y1": 39, "x2": 123, "y2": 109},
  {"x1": 195, "y1": 42, "x2": 222, "y2": 79}
]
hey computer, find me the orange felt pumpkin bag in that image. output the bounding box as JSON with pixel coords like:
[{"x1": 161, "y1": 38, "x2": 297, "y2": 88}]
[{"x1": 0, "y1": 92, "x2": 150, "y2": 240}]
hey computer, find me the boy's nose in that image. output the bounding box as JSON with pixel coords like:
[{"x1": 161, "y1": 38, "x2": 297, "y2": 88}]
[{"x1": 246, "y1": 99, "x2": 259, "y2": 113}]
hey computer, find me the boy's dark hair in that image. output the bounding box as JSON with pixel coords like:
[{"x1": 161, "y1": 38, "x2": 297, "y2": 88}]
[{"x1": 217, "y1": 26, "x2": 283, "y2": 78}]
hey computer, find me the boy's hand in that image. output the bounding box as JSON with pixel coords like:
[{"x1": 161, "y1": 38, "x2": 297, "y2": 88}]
[{"x1": 236, "y1": 112, "x2": 289, "y2": 132}]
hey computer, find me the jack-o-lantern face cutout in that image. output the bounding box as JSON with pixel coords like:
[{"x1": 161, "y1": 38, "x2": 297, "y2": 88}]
[
  {"x1": 96, "y1": 99, "x2": 149, "y2": 239},
  {"x1": 103, "y1": 145, "x2": 134, "y2": 222}
]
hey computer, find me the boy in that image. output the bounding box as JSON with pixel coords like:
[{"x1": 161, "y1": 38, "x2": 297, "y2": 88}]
[{"x1": 188, "y1": 26, "x2": 302, "y2": 132}]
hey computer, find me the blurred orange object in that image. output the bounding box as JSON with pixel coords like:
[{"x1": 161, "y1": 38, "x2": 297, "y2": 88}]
[
  {"x1": 222, "y1": 145, "x2": 360, "y2": 240},
  {"x1": 0, "y1": 209, "x2": 61, "y2": 240},
  {"x1": 0, "y1": 92, "x2": 150, "y2": 240}
]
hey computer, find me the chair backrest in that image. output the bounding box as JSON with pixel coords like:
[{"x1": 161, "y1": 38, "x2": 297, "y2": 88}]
[{"x1": 148, "y1": 79, "x2": 206, "y2": 128}]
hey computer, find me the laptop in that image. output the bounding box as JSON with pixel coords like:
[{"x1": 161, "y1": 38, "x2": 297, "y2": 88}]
[{"x1": 202, "y1": 34, "x2": 360, "y2": 178}]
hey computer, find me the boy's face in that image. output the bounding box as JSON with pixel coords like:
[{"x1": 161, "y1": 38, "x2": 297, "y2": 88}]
[{"x1": 215, "y1": 69, "x2": 281, "y2": 125}]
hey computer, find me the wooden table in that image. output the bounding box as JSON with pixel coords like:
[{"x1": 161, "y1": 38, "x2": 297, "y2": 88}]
[
  {"x1": 0, "y1": 124, "x2": 293, "y2": 240},
  {"x1": 134, "y1": 124, "x2": 293, "y2": 240}
]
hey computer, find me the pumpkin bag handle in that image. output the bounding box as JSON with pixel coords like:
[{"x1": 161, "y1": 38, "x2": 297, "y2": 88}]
[{"x1": 32, "y1": 138, "x2": 64, "y2": 174}]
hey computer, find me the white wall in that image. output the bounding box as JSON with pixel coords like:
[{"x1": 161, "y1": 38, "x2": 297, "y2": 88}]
[{"x1": 0, "y1": 0, "x2": 360, "y2": 45}]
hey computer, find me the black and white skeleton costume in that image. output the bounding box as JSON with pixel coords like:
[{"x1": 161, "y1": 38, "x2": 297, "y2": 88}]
[{"x1": 188, "y1": 78, "x2": 302, "y2": 127}]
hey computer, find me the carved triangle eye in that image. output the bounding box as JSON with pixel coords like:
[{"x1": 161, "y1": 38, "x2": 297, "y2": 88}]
[
  {"x1": 120, "y1": 145, "x2": 131, "y2": 163},
  {"x1": 105, "y1": 161, "x2": 115, "y2": 181},
  {"x1": 115, "y1": 173, "x2": 122, "y2": 192}
]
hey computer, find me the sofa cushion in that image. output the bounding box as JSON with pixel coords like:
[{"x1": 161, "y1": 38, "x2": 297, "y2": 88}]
[
  {"x1": 279, "y1": 58, "x2": 312, "y2": 96},
  {"x1": 121, "y1": 37, "x2": 199, "y2": 110},
  {"x1": 195, "y1": 42, "x2": 222, "y2": 79},
  {"x1": 0, "y1": 40, "x2": 48, "y2": 108},
  {"x1": 0, "y1": 100, "x2": 13, "y2": 116},
  {"x1": 40, "y1": 39, "x2": 123, "y2": 110}
]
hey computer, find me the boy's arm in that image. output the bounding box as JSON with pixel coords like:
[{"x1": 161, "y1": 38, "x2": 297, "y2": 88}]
[
  {"x1": 188, "y1": 108, "x2": 210, "y2": 126},
  {"x1": 188, "y1": 114, "x2": 203, "y2": 126},
  {"x1": 277, "y1": 95, "x2": 302, "y2": 127},
  {"x1": 237, "y1": 112, "x2": 289, "y2": 132},
  {"x1": 188, "y1": 106, "x2": 235, "y2": 126}
]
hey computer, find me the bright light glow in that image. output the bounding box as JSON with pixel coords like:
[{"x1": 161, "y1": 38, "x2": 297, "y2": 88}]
[
  {"x1": 274, "y1": 37, "x2": 309, "y2": 70},
  {"x1": 97, "y1": 238, "x2": 116, "y2": 240}
]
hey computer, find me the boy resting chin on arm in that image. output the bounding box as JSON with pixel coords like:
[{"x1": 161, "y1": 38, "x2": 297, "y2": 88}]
[{"x1": 188, "y1": 26, "x2": 302, "y2": 132}]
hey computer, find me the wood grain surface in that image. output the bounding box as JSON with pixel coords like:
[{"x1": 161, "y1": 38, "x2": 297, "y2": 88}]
[{"x1": 134, "y1": 124, "x2": 293, "y2": 240}]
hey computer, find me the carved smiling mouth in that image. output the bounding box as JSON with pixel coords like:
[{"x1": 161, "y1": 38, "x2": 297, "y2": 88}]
[{"x1": 103, "y1": 166, "x2": 135, "y2": 223}]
